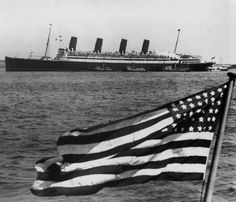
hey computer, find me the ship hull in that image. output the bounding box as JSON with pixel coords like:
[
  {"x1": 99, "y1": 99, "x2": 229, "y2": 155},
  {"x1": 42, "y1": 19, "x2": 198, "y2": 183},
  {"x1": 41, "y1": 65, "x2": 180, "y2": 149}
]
[
  {"x1": 5, "y1": 57, "x2": 213, "y2": 72},
  {"x1": 188, "y1": 63, "x2": 214, "y2": 71}
]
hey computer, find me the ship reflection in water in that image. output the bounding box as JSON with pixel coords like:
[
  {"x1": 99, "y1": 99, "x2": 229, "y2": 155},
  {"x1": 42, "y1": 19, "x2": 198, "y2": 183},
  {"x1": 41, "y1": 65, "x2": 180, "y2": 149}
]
[{"x1": 5, "y1": 27, "x2": 214, "y2": 72}]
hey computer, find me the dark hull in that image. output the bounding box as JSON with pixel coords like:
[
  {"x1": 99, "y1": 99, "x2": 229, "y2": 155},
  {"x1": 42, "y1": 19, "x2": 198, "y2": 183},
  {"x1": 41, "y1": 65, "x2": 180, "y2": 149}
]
[
  {"x1": 188, "y1": 63, "x2": 214, "y2": 71},
  {"x1": 5, "y1": 57, "x2": 213, "y2": 72}
]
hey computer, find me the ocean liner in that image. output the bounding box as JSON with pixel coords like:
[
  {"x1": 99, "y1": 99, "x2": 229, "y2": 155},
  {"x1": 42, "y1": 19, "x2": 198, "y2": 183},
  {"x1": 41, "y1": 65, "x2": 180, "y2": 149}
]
[{"x1": 5, "y1": 26, "x2": 214, "y2": 71}]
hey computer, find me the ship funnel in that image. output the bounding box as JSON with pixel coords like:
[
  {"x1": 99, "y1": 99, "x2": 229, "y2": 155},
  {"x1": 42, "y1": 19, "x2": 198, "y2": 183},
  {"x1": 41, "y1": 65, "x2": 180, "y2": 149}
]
[
  {"x1": 119, "y1": 39, "x2": 127, "y2": 54},
  {"x1": 94, "y1": 38, "x2": 103, "y2": 53},
  {"x1": 69, "y1": 36, "x2": 77, "y2": 51},
  {"x1": 141, "y1": 39, "x2": 149, "y2": 54}
]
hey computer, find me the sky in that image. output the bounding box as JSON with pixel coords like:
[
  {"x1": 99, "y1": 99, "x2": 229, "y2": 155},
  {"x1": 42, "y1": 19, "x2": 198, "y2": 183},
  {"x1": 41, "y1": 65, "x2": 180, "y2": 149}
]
[{"x1": 0, "y1": 0, "x2": 235, "y2": 63}]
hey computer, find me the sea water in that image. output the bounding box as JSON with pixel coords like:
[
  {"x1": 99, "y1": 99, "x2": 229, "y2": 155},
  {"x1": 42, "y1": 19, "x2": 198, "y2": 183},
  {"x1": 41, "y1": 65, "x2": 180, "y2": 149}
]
[{"x1": 0, "y1": 68, "x2": 236, "y2": 202}]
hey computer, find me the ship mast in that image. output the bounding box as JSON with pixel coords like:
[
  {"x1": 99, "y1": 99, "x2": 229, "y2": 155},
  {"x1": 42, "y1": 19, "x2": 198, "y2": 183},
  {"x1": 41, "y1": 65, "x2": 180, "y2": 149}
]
[
  {"x1": 174, "y1": 29, "x2": 181, "y2": 53},
  {"x1": 44, "y1": 24, "x2": 52, "y2": 58}
]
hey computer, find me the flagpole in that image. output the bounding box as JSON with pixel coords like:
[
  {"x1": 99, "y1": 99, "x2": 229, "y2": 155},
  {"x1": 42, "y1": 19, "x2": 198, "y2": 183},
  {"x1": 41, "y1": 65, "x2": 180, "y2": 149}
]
[{"x1": 204, "y1": 72, "x2": 236, "y2": 202}]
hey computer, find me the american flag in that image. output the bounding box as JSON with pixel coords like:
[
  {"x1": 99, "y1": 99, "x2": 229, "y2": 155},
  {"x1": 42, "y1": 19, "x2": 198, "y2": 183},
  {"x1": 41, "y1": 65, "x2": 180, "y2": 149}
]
[{"x1": 31, "y1": 81, "x2": 229, "y2": 196}]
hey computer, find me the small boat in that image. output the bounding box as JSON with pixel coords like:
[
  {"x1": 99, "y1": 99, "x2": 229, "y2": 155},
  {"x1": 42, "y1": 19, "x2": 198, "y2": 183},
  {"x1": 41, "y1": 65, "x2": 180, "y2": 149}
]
[{"x1": 208, "y1": 65, "x2": 228, "y2": 71}]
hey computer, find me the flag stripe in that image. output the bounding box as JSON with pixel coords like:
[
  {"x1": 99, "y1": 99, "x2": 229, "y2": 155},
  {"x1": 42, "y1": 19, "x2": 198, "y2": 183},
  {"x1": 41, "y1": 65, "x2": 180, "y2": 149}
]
[
  {"x1": 70, "y1": 108, "x2": 168, "y2": 135},
  {"x1": 58, "y1": 132, "x2": 214, "y2": 155},
  {"x1": 36, "y1": 156, "x2": 207, "y2": 181},
  {"x1": 61, "y1": 139, "x2": 211, "y2": 163},
  {"x1": 61, "y1": 147, "x2": 211, "y2": 171},
  {"x1": 33, "y1": 163, "x2": 206, "y2": 191},
  {"x1": 57, "y1": 111, "x2": 170, "y2": 146},
  {"x1": 31, "y1": 172, "x2": 204, "y2": 196},
  {"x1": 58, "y1": 116, "x2": 173, "y2": 158},
  {"x1": 114, "y1": 139, "x2": 211, "y2": 157},
  {"x1": 132, "y1": 132, "x2": 214, "y2": 149}
]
